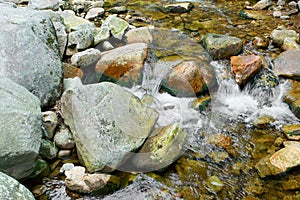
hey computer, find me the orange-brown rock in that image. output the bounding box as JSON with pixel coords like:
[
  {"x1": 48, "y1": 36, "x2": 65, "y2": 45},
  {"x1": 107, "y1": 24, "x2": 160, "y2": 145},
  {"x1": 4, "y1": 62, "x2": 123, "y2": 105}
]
[
  {"x1": 205, "y1": 134, "x2": 232, "y2": 149},
  {"x1": 230, "y1": 55, "x2": 263, "y2": 86},
  {"x1": 95, "y1": 43, "x2": 148, "y2": 87},
  {"x1": 162, "y1": 61, "x2": 206, "y2": 97},
  {"x1": 63, "y1": 63, "x2": 84, "y2": 78}
]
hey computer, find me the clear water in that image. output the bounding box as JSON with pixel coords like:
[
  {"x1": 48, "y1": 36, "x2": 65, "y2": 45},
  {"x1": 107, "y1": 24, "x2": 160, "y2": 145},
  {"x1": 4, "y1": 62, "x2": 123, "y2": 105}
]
[{"x1": 34, "y1": 0, "x2": 300, "y2": 199}]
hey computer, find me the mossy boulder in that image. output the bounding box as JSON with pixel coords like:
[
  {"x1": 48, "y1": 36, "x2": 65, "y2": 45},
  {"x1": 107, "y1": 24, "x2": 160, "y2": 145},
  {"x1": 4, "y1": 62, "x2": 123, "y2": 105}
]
[
  {"x1": 124, "y1": 123, "x2": 187, "y2": 172},
  {"x1": 61, "y1": 78, "x2": 158, "y2": 172}
]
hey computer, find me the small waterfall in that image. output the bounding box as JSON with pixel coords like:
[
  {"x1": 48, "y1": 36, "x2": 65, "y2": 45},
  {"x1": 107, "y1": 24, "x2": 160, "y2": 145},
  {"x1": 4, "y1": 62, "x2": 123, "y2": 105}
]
[
  {"x1": 129, "y1": 57, "x2": 201, "y2": 131},
  {"x1": 210, "y1": 61, "x2": 299, "y2": 127}
]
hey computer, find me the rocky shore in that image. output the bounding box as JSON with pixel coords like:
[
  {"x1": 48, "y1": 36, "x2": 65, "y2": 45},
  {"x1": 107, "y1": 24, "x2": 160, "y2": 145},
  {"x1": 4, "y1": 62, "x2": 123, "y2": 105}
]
[{"x1": 0, "y1": 0, "x2": 300, "y2": 199}]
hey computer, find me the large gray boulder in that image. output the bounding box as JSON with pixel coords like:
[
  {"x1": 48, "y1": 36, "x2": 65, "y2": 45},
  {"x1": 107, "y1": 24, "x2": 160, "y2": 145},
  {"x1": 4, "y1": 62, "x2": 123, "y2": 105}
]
[
  {"x1": 0, "y1": 172, "x2": 35, "y2": 200},
  {"x1": 61, "y1": 78, "x2": 158, "y2": 172},
  {"x1": 0, "y1": 78, "x2": 42, "y2": 180},
  {"x1": 0, "y1": 6, "x2": 63, "y2": 107}
]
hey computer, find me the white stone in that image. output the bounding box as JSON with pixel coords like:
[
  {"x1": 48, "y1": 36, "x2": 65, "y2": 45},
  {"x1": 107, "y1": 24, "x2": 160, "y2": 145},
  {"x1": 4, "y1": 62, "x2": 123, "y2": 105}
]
[
  {"x1": 99, "y1": 41, "x2": 114, "y2": 51},
  {"x1": 64, "y1": 166, "x2": 111, "y2": 193},
  {"x1": 71, "y1": 48, "x2": 101, "y2": 67},
  {"x1": 85, "y1": 7, "x2": 104, "y2": 20},
  {"x1": 28, "y1": 0, "x2": 61, "y2": 10},
  {"x1": 273, "y1": 10, "x2": 282, "y2": 17},
  {"x1": 60, "y1": 163, "x2": 75, "y2": 173}
]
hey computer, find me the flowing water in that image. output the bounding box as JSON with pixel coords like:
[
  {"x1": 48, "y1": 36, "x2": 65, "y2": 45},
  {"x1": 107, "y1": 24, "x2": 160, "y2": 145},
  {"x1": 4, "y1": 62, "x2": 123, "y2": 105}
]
[{"x1": 31, "y1": 0, "x2": 300, "y2": 199}]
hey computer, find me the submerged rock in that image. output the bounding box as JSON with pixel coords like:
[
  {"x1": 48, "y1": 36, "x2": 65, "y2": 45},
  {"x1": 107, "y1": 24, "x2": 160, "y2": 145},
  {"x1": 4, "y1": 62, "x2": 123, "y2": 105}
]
[
  {"x1": 230, "y1": 55, "x2": 263, "y2": 86},
  {"x1": 204, "y1": 175, "x2": 224, "y2": 193},
  {"x1": 65, "y1": 166, "x2": 111, "y2": 194},
  {"x1": 282, "y1": 124, "x2": 300, "y2": 140},
  {"x1": 270, "y1": 141, "x2": 300, "y2": 172},
  {"x1": 239, "y1": 10, "x2": 268, "y2": 20},
  {"x1": 95, "y1": 43, "x2": 148, "y2": 87},
  {"x1": 0, "y1": 172, "x2": 35, "y2": 200},
  {"x1": 274, "y1": 49, "x2": 300, "y2": 80},
  {"x1": 0, "y1": 78, "x2": 42, "y2": 180},
  {"x1": 284, "y1": 80, "x2": 300, "y2": 119},
  {"x1": 253, "y1": 115, "x2": 275, "y2": 128},
  {"x1": 192, "y1": 96, "x2": 211, "y2": 111},
  {"x1": 246, "y1": 68, "x2": 279, "y2": 93},
  {"x1": 124, "y1": 123, "x2": 187, "y2": 172},
  {"x1": 205, "y1": 134, "x2": 232, "y2": 149},
  {"x1": 255, "y1": 154, "x2": 283, "y2": 178},
  {"x1": 61, "y1": 78, "x2": 158, "y2": 172},
  {"x1": 161, "y1": 2, "x2": 194, "y2": 13},
  {"x1": 202, "y1": 33, "x2": 243, "y2": 60},
  {"x1": 102, "y1": 174, "x2": 181, "y2": 200},
  {"x1": 256, "y1": 141, "x2": 300, "y2": 177},
  {"x1": 0, "y1": 5, "x2": 63, "y2": 107}
]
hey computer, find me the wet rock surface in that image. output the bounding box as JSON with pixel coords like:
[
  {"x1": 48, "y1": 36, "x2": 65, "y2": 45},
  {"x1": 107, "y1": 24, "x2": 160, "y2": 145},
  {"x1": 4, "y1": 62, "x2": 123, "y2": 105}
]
[
  {"x1": 284, "y1": 80, "x2": 300, "y2": 119},
  {"x1": 162, "y1": 61, "x2": 206, "y2": 97},
  {"x1": 102, "y1": 174, "x2": 181, "y2": 200},
  {"x1": 202, "y1": 33, "x2": 243, "y2": 60},
  {"x1": 1, "y1": 0, "x2": 300, "y2": 199},
  {"x1": 230, "y1": 55, "x2": 263, "y2": 86},
  {"x1": 124, "y1": 123, "x2": 187, "y2": 172}
]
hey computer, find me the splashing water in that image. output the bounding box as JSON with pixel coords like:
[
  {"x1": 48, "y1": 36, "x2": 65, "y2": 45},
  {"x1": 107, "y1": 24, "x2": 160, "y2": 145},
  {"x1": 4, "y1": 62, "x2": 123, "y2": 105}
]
[{"x1": 210, "y1": 61, "x2": 299, "y2": 127}]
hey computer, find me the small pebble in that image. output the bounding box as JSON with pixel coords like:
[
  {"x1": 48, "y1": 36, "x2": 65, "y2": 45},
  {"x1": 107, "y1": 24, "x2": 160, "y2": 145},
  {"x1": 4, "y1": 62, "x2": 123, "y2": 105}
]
[
  {"x1": 273, "y1": 11, "x2": 282, "y2": 17},
  {"x1": 280, "y1": 15, "x2": 290, "y2": 19},
  {"x1": 32, "y1": 185, "x2": 46, "y2": 197},
  {"x1": 58, "y1": 150, "x2": 72, "y2": 158},
  {"x1": 244, "y1": 1, "x2": 250, "y2": 6},
  {"x1": 59, "y1": 163, "x2": 75, "y2": 173},
  {"x1": 288, "y1": 1, "x2": 298, "y2": 9}
]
